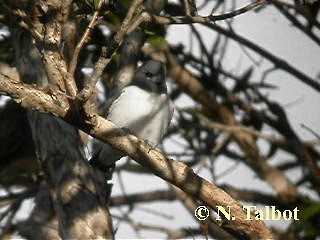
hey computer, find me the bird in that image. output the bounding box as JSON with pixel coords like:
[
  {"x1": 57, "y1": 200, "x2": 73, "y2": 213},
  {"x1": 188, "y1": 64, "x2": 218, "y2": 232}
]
[{"x1": 90, "y1": 60, "x2": 174, "y2": 173}]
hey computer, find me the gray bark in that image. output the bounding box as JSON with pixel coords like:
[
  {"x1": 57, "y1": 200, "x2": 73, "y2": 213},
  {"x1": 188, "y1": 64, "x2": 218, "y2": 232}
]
[{"x1": 10, "y1": 2, "x2": 113, "y2": 237}]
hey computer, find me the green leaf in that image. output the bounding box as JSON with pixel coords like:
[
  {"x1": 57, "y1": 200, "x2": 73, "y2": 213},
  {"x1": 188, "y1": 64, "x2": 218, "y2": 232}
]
[
  {"x1": 123, "y1": 0, "x2": 134, "y2": 9},
  {"x1": 299, "y1": 202, "x2": 320, "y2": 221},
  {"x1": 293, "y1": 202, "x2": 320, "y2": 238},
  {"x1": 104, "y1": 12, "x2": 121, "y2": 26},
  {"x1": 94, "y1": 0, "x2": 100, "y2": 9},
  {"x1": 121, "y1": 164, "x2": 153, "y2": 174},
  {"x1": 146, "y1": 35, "x2": 166, "y2": 47},
  {"x1": 144, "y1": 29, "x2": 157, "y2": 36},
  {"x1": 85, "y1": 0, "x2": 94, "y2": 8}
]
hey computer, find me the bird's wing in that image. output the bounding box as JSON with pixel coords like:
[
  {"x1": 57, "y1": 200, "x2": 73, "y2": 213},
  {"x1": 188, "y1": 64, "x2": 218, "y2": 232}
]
[{"x1": 103, "y1": 86, "x2": 124, "y2": 116}]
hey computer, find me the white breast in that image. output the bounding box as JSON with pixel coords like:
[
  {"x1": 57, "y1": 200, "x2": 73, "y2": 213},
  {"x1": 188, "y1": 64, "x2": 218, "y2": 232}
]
[{"x1": 107, "y1": 86, "x2": 172, "y2": 147}]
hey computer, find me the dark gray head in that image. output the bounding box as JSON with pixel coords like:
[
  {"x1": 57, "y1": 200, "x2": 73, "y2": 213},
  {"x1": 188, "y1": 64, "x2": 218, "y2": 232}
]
[{"x1": 131, "y1": 60, "x2": 167, "y2": 94}]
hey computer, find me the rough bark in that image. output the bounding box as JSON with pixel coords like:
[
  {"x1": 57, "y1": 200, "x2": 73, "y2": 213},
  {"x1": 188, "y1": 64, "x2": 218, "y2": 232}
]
[{"x1": 6, "y1": 1, "x2": 114, "y2": 237}]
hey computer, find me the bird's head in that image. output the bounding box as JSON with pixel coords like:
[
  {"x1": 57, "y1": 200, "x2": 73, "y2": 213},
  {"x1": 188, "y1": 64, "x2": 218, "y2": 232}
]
[{"x1": 132, "y1": 60, "x2": 167, "y2": 94}]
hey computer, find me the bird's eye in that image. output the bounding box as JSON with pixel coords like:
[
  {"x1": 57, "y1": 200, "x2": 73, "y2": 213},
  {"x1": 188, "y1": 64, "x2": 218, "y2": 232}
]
[{"x1": 145, "y1": 71, "x2": 153, "y2": 78}]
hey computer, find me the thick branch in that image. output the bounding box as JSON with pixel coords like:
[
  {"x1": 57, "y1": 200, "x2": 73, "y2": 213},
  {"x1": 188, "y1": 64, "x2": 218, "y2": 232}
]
[
  {"x1": 0, "y1": 71, "x2": 69, "y2": 117},
  {"x1": 0, "y1": 67, "x2": 273, "y2": 240},
  {"x1": 156, "y1": 46, "x2": 300, "y2": 203},
  {"x1": 171, "y1": 186, "x2": 237, "y2": 239},
  {"x1": 16, "y1": 183, "x2": 61, "y2": 240}
]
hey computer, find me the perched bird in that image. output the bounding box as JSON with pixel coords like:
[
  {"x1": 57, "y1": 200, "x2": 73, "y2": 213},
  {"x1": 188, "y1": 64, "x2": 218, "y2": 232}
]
[{"x1": 91, "y1": 60, "x2": 174, "y2": 171}]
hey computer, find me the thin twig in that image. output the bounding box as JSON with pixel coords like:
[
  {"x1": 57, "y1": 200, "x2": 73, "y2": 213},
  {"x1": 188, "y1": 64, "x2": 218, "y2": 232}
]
[
  {"x1": 301, "y1": 123, "x2": 320, "y2": 139},
  {"x1": 145, "y1": 0, "x2": 267, "y2": 25},
  {"x1": 113, "y1": 214, "x2": 180, "y2": 235},
  {"x1": 205, "y1": 23, "x2": 320, "y2": 92},
  {"x1": 183, "y1": 0, "x2": 198, "y2": 16},
  {"x1": 196, "y1": 112, "x2": 287, "y2": 145},
  {"x1": 0, "y1": 6, "x2": 43, "y2": 41},
  {"x1": 110, "y1": 190, "x2": 175, "y2": 206},
  {"x1": 206, "y1": 120, "x2": 320, "y2": 148},
  {"x1": 69, "y1": 0, "x2": 104, "y2": 76},
  {"x1": 273, "y1": 1, "x2": 320, "y2": 46},
  {"x1": 76, "y1": 0, "x2": 145, "y2": 102},
  {"x1": 272, "y1": 0, "x2": 320, "y2": 30}
]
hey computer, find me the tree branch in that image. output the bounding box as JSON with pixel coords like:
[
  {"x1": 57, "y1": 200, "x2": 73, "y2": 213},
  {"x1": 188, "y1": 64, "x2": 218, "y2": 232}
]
[
  {"x1": 205, "y1": 23, "x2": 320, "y2": 92},
  {"x1": 68, "y1": 0, "x2": 104, "y2": 76},
  {"x1": 76, "y1": 0, "x2": 145, "y2": 102},
  {"x1": 0, "y1": 71, "x2": 69, "y2": 117},
  {"x1": 0, "y1": 66, "x2": 273, "y2": 240},
  {"x1": 160, "y1": 45, "x2": 300, "y2": 203},
  {"x1": 145, "y1": 0, "x2": 267, "y2": 24}
]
